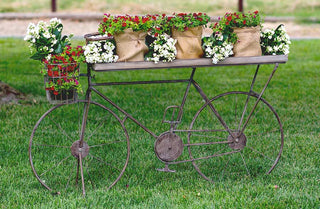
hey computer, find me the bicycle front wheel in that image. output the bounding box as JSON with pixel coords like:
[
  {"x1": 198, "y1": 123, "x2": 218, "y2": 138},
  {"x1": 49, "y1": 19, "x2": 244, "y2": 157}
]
[
  {"x1": 29, "y1": 100, "x2": 130, "y2": 194},
  {"x1": 188, "y1": 91, "x2": 283, "y2": 182}
]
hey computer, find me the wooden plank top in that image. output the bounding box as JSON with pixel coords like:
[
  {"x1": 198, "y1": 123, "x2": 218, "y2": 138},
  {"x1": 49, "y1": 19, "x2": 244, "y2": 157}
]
[{"x1": 92, "y1": 55, "x2": 288, "y2": 72}]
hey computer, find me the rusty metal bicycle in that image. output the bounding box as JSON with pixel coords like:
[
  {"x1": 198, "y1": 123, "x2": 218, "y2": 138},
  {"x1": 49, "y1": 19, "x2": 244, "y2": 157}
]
[{"x1": 29, "y1": 37, "x2": 287, "y2": 195}]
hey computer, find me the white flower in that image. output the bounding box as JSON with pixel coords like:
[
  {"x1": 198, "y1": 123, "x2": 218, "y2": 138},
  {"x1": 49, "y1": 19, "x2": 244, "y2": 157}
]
[
  {"x1": 202, "y1": 34, "x2": 233, "y2": 64},
  {"x1": 260, "y1": 25, "x2": 291, "y2": 55},
  {"x1": 84, "y1": 41, "x2": 118, "y2": 63},
  {"x1": 147, "y1": 34, "x2": 177, "y2": 63}
]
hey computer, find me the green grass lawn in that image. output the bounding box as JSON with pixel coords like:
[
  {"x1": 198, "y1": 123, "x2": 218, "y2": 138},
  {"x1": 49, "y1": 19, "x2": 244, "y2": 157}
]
[{"x1": 0, "y1": 38, "x2": 319, "y2": 208}]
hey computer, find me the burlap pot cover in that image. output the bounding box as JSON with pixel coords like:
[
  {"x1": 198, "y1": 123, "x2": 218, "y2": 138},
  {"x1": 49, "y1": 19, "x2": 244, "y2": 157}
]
[
  {"x1": 233, "y1": 26, "x2": 262, "y2": 57},
  {"x1": 114, "y1": 28, "x2": 149, "y2": 62},
  {"x1": 172, "y1": 26, "x2": 204, "y2": 59}
]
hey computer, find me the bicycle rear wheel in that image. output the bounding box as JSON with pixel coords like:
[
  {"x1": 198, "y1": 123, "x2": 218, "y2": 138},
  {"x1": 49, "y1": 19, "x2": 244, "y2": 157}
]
[
  {"x1": 29, "y1": 100, "x2": 130, "y2": 194},
  {"x1": 188, "y1": 91, "x2": 283, "y2": 182}
]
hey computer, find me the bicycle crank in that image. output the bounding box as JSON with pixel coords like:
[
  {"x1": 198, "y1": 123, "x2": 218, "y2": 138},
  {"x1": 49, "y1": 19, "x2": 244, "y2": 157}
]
[{"x1": 154, "y1": 132, "x2": 183, "y2": 162}]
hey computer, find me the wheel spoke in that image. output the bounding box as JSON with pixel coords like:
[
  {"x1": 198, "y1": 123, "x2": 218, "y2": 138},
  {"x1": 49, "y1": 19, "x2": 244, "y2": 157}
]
[
  {"x1": 65, "y1": 159, "x2": 77, "y2": 191},
  {"x1": 83, "y1": 159, "x2": 95, "y2": 189},
  {"x1": 89, "y1": 140, "x2": 127, "y2": 148},
  {"x1": 246, "y1": 146, "x2": 275, "y2": 162},
  {"x1": 39, "y1": 155, "x2": 72, "y2": 177},
  {"x1": 47, "y1": 115, "x2": 74, "y2": 143},
  {"x1": 88, "y1": 153, "x2": 122, "y2": 173},
  {"x1": 86, "y1": 114, "x2": 114, "y2": 140},
  {"x1": 247, "y1": 128, "x2": 281, "y2": 139},
  {"x1": 239, "y1": 152, "x2": 251, "y2": 178},
  {"x1": 33, "y1": 144, "x2": 70, "y2": 148},
  {"x1": 220, "y1": 155, "x2": 231, "y2": 181}
]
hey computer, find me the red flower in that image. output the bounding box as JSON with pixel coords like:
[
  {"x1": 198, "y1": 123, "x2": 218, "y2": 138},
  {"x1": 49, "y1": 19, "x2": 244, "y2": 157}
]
[
  {"x1": 243, "y1": 20, "x2": 246, "y2": 25},
  {"x1": 122, "y1": 22, "x2": 127, "y2": 27},
  {"x1": 53, "y1": 91, "x2": 59, "y2": 95},
  {"x1": 142, "y1": 17, "x2": 149, "y2": 23},
  {"x1": 254, "y1": 10, "x2": 259, "y2": 14},
  {"x1": 227, "y1": 16, "x2": 232, "y2": 21},
  {"x1": 133, "y1": 16, "x2": 140, "y2": 23}
]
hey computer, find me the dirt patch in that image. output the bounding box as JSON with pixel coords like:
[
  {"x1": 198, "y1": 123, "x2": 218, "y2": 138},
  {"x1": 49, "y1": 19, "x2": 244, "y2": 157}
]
[{"x1": 0, "y1": 82, "x2": 25, "y2": 104}]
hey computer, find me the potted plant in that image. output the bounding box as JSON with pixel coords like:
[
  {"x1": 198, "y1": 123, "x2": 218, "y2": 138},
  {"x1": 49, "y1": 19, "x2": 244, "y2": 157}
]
[
  {"x1": 24, "y1": 18, "x2": 73, "y2": 61},
  {"x1": 25, "y1": 18, "x2": 84, "y2": 104},
  {"x1": 212, "y1": 11, "x2": 262, "y2": 57},
  {"x1": 145, "y1": 14, "x2": 177, "y2": 63},
  {"x1": 98, "y1": 14, "x2": 154, "y2": 62},
  {"x1": 202, "y1": 33, "x2": 234, "y2": 64},
  {"x1": 42, "y1": 45, "x2": 85, "y2": 104},
  {"x1": 83, "y1": 39, "x2": 119, "y2": 63},
  {"x1": 260, "y1": 24, "x2": 291, "y2": 55},
  {"x1": 169, "y1": 13, "x2": 210, "y2": 59}
]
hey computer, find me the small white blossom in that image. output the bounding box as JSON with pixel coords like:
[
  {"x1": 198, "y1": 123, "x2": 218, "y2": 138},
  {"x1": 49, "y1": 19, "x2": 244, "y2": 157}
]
[
  {"x1": 24, "y1": 18, "x2": 72, "y2": 61},
  {"x1": 147, "y1": 34, "x2": 177, "y2": 63},
  {"x1": 202, "y1": 33, "x2": 233, "y2": 64},
  {"x1": 261, "y1": 25, "x2": 291, "y2": 55},
  {"x1": 83, "y1": 41, "x2": 118, "y2": 63}
]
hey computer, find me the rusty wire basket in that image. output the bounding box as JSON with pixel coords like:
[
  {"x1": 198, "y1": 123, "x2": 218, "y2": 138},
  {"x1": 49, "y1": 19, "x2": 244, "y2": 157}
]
[{"x1": 44, "y1": 63, "x2": 80, "y2": 104}]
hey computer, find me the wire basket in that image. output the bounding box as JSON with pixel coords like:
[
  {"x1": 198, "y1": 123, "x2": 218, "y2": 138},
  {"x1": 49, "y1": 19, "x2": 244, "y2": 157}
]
[{"x1": 44, "y1": 63, "x2": 80, "y2": 104}]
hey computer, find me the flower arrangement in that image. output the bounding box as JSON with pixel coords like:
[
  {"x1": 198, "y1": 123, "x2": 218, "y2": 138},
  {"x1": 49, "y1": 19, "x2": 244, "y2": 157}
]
[
  {"x1": 202, "y1": 33, "x2": 233, "y2": 64},
  {"x1": 148, "y1": 14, "x2": 171, "y2": 37},
  {"x1": 146, "y1": 34, "x2": 177, "y2": 63},
  {"x1": 24, "y1": 18, "x2": 72, "y2": 61},
  {"x1": 212, "y1": 11, "x2": 262, "y2": 44},
  {"x1": 260, "y1": 24, "x2": 291, "y2": 55},
  {"x1": 98, "y1": 14, "x2": 154, "y2": 36},
  {"x1": 43, "y1": 45, "x2": 85, "y2": 95},
  {"x1": 169, "y1": 13, "x2": 210, "y2": 32},
  {"x1": 83, "y1": 40, "x2": 119, "y2": 63},
  {"x1": 25, "y1": 19, "x2": 85, "y2": 102}
]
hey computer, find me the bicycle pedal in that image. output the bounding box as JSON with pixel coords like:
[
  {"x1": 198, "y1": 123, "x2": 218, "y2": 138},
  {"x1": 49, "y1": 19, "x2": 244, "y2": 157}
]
[{"x1": 156, "y1": 164, "x2": 176, "y2": 173}]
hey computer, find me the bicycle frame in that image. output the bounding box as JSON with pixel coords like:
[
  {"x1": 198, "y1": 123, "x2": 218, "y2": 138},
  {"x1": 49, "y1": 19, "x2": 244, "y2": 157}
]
[
  {"x1": 29, "y1": 55, "x2": 287, "y2": 197},
  {"x1": 80, "y1": 61, "x2": 279, "y2": 150}
]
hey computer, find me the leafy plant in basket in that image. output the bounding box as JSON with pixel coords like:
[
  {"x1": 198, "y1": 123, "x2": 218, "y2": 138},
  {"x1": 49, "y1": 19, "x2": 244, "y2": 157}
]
[
  {"x1": 43, "y1": 45, "x2": 85, "y2": 96},
  {"x1": 169, "y1": 13, "x2": 210, "y2": 32},
  {"x1": 169, "y1": 13, "x2": 210, "y2": 59},
  {"x1": 25, "y1": 18, "x2": 85, "y2": 103},
  {"x1": 145, "y1": 34, "x2": 177, "y2": 63},
  {"x1": 98, "y1": 14, "x2": 154, "y2": 36},
  {"x1": 98, "y1": 14, "x2": 155, "y2": 62},
  {"x1": 211, "y1": 11, "x2": 262, "y2": 44},
  {"x1": 24, "y1": 18, "x2": 72, "y2": 61},
  {"x1": 260, "y1": 24, "x2": 291, "y2": 55},
  {"x1": 212, "y1": 11, "x2": 263, "y2": 57},
  {"x1": 145, "y1": 14, "x2": 177, "y2": 63},
  {"x1": 202, "y1": 33, "x2": 233, "y2": 64}
]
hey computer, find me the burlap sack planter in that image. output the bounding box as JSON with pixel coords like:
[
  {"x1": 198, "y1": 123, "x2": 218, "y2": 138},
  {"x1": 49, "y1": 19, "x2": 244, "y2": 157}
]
[
  {"x1": 233, "y1": 26, "x2": 262, "y2": 57},
  {"x1": 172, "y1": 26, "x2": 204, "y2": 59},
  {"x1": 114, "y1": 28, "x2": 149, "y2": 62}
]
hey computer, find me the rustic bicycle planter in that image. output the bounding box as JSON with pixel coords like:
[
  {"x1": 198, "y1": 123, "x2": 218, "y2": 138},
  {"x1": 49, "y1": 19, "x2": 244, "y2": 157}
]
[{"x1": 30, "y1": 54, "x2": 288, "y2": 196}]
